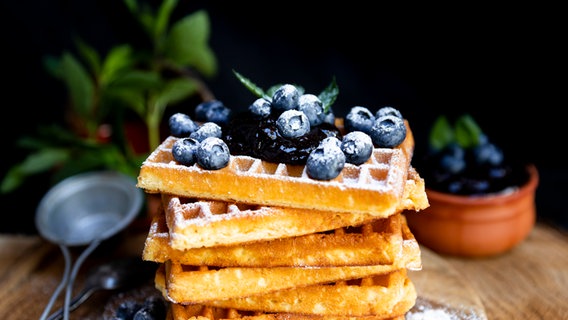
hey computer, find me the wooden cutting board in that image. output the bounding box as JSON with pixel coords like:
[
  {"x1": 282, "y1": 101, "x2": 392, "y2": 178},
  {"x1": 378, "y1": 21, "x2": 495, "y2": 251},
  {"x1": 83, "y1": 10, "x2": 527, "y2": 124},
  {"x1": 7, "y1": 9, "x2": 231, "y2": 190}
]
[
  {"x1": 408, "y1": 247, "x2": 487, "y2": 319},
  {"x1": 1, "y1": 223, "x2": 567, "y2": 319}
]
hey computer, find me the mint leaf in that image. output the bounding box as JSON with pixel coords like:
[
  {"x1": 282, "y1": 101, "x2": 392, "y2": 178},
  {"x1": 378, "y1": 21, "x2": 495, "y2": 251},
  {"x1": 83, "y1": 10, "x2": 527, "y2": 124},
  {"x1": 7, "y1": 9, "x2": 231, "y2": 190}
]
[
  {"x1": 455, "y1": 114, "x2": 483, "y2": 148},
  {"x1": 233, "y1": 70, "x2": 339, "y2": 111},
  {"x1": 428, "y1": 114, "x2": 485, "y2": 150},
  {"x1": 318, "y1": 76, "x2": 339, "y2": 113},
  {"x1": 429, "y1": 115, "x2": 454, "y2": 151},
  {"x1": 232, "y1": 70, "x2": 269, "y2": 100}
]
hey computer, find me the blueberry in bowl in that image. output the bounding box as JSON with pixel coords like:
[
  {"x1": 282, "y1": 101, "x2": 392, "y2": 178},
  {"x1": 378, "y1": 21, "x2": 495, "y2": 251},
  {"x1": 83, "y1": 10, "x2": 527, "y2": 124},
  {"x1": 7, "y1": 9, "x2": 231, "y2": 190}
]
[
  {"x1": 405, "y1": 114, "x2": 539, "y2": 258},
  {"x1": 417, "y1": 114, "x2": 531, "y2": 196}
]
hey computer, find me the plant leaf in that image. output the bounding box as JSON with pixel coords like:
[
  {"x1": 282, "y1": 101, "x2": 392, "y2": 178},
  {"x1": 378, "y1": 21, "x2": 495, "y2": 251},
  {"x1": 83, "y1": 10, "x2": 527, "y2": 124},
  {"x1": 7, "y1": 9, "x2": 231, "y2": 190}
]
[
  {"x1": 122, "y1": 0, "x2": 138, "y2": 14},
  {"x1": 318, "y1": 76, "x2": 339, "y2": 113},
  {"x1": 110, "y1": 69, "x2": 162, "y2": 89},
  {"x1": 60, "y1": 52, "x2": 94, "y2": 118},
  {"x1": 154, "y1": 78, "x2": 199, "y2": 107},
  {"x1": 232, "y1": 70, "x2": 268, "y2": 99},
  {"x1": 105, "y1": 89, "x2": 147, "y2": 118},
  {"x1": 455, "y1": 114, "x2": 483, "y2": 148},
  {"x1": 124, "y1": 0, "x2": 155, "y2": 39},
  {"x1": 429, "y1": 115, "x2": 454, "y2": 151},
  {"x1": 103, "y1": 70, "x2": 163, "y2": 118},
  {"x1": 164, "y1": 10, "x2": 217, "y2": 76},
  {"x1": 1, "y1": 149, "x2": 70, "y2": 193},
  {"x1": 100, "y1": 45, "x2": 135, "y2": 86},
  {"x1": 75, "y1": 37, "x2": 101, "y2": 76},
  {"x1": 154, "y1": 0, "x2": 178, "y2": 41}
]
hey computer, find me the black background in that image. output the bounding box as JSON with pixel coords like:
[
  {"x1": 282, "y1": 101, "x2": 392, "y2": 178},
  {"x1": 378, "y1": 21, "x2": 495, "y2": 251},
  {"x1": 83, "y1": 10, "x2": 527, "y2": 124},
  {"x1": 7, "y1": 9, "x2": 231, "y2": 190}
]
[{"x1": 1, "y1": 1, "x2": 566, "y2": 233}]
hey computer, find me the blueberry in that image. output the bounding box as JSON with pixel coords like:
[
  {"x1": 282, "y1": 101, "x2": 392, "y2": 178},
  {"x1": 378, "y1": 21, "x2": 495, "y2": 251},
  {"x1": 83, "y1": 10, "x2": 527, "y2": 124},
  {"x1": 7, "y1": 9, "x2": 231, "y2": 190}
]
[
  {"x1": 297, "y1": 94, "x2": 325, "y2": 126},
  {"x1": 320, "y1": 136, "x2": 342, "y2": 149},
  {"x1": 195, "y1": 100, "x2": 223, "y2": 120},
  {"x1": 306, "y1": 142, "x2": 346, "y2": 180},
  {"x1": 115, "y1": 300, "x2": 143, "y2": 319},
  {"x1": 197, "y1": 137, "x2": 230, "y2": 170},
  {"x1": 375, "y1": 106, "x2": 403, "y2": 119},
  {"x1": 276, "y1": 110, "x2": 310, "y2": 138},
  {"x1": 133, "y1": 296, "x2": 166, "y2": 320},
  {"x1": 473, "y1": 141, "x2": 503, "y2": 166},
  {"x1": 345, "y1": 106, "x2": 375, "y2": 134},
  {"x1": 172, "y1": 137, "x2": 200, "y2": 166},
  {"x1": 369, "y1": 115, "x2": 407, "y2": 148},
  {"x1": 168, "y1": 113, "x2": 198, "y2": 137},
  {"x1": 323, "y1": 110, "x2": 336, "y2": 125},
  {"x1": 439, "y1": 143, "x2": 466, "y2": 174},
  {"x1": 195, "y1": 100, "x2": 232, "y2": 124},
  {"x1": 341, "y1": 131, "x2": 374, "y2": 165},
  {"x1": 190, "y1": 122, "x2": 222, "y2": 142},
  {"x1": 249, "y1": 97, "x2": 272, "y2": 118},
  {"x1": 271, "y1": 84, "x2": 300, "y2": 111}
]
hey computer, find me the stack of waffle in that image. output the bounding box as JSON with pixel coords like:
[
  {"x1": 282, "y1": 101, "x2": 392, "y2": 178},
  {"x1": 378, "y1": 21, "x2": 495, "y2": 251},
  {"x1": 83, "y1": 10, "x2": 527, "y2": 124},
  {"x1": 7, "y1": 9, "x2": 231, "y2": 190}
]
[{"x1": 137, "y1": 120, "x2": 429, "y2": 320}]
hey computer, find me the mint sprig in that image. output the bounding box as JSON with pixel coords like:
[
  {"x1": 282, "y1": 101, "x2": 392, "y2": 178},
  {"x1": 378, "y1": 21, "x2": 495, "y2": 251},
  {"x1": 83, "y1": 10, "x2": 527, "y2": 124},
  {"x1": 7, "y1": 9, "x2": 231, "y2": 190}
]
[
  {"x1": 232, "y1": 69, "x2": 338, "y2": 113},
  {"x1": 429, "y1": 114, "x2": 484, "y2": 151},
  {"x1": 232, "y1": 70, "x2": 270, "y2": 100}
]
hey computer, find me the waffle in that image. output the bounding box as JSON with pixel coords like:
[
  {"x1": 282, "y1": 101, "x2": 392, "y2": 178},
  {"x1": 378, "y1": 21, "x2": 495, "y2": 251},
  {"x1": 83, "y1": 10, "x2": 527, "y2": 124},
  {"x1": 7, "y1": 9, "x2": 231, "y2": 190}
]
[
  {"x1": 138, "y1": 115, "x2": 425, "y2": 319},
  {"x1": 154, "y1": 167, "x2": 426, "y2": 251},
  {"x1": 156, "y1": 266, "x2": 414, "y2": 318},
  {"x1": 167, "y1": 305, "x2": 405, "y2": 320},
  {"x1": 137, "y1": 121, "x2": 414, "y2": 216},
  {"x1": 143, "y1": 212, "x2": 421, "y2": 268}
]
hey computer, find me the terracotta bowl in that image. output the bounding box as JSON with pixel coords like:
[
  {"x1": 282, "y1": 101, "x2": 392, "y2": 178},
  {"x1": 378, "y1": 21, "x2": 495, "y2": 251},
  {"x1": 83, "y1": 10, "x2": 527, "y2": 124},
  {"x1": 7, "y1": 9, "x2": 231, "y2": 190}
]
[{"x1": 405, "y1": 164, "x2": 539, "y2": 258}]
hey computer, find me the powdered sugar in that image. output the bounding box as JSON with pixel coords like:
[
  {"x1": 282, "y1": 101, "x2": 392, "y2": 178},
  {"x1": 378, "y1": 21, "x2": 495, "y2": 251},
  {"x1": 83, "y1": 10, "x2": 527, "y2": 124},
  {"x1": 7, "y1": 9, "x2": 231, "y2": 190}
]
[
  {"x1": 406, "y1": 300, "x2": 485, "y2": 320},
  {"x1": 406, "y1": 308, "x2": 453, "y2": 320}
]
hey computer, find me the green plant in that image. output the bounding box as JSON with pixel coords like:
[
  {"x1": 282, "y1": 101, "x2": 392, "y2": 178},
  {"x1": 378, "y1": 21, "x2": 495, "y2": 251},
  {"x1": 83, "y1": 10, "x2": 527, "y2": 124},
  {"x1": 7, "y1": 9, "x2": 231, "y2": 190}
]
[
  {"x1": 428, "y1": 114, "x2": 484, "y2": 151},
  {"x1": 1, "y1": 0, "x2": 217, "y2": 193}
]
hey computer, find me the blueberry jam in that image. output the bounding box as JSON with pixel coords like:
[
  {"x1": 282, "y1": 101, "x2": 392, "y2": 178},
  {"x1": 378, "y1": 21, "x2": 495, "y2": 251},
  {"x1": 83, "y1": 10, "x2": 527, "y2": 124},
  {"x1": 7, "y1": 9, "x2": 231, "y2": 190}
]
[{"x1": 222, "y1": 111, "x2": 342, "y2": 165}]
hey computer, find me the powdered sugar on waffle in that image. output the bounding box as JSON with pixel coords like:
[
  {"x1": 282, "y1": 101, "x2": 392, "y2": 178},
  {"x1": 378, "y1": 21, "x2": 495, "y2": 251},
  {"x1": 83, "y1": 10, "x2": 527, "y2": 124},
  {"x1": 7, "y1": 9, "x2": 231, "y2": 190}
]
[{"x1": 138, "y1": 131, "x2": 413, "y2": 216}]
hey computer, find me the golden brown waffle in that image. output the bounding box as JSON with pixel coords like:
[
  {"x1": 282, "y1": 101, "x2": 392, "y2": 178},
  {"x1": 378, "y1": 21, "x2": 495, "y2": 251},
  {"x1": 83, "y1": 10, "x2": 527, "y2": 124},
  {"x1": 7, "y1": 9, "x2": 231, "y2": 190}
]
[
  {"x1": 167, "y1": 305, "x2": 405, "y2": 320},
  {"x1": 137, "y1": 122, "x2": 414, "y2": 216},
  {"x1": 157, "y1": 220, "x2": 419, "y2": 303},
  {"x1": 162, "y1": 194, "x2": 377, "y2": 250},
  {"x1": 152, "y1": 167, "x2": 426, "y2": 250},
  {"x1": 156, "y1": 266, "x2": 415, "y2": 318},
  {"x1": 143, "y1": 212, "x2": 421, "y2": 268}
]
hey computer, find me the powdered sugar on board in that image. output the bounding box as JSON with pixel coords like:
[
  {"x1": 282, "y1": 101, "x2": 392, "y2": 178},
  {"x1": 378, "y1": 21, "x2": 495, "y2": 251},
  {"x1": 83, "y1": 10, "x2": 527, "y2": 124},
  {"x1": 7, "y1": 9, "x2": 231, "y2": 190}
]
[
  {"x1": 407, "y1": 246, "x2": 487, "y2": 320},
  {"x1": 406, "y1": 297, "x2": 485, "y2": 320}
]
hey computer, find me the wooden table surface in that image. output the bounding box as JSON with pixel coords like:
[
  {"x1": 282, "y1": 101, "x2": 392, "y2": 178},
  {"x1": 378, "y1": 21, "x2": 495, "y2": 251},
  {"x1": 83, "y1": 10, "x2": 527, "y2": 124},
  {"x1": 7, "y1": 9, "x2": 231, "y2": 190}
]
[{"x1": 1, "y1": 221, "x2": 567, "y2": 320}]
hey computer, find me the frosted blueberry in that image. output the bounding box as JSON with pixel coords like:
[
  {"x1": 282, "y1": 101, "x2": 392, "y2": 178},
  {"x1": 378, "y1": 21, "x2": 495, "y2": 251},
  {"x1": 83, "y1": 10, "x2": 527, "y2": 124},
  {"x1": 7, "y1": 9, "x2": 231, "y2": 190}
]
[
  {"x1": 276, "y1": 110, "x2": 310, "y2": 138},
  {"x1": 375, "y1": 106, "x2": 403, "y2": 119},
  {"x1": 197, "y1": 137, "x2": 230, "y2": 170},
  {"x1": 341, "y1": 131, "x2": 374, "y2": 165},
  {"x1": 345, "y1": 106, "x2": 375, "y2": 134},
  {"x1": 323, "y1": 110, "x2": 336, "y2": 125},
  {"x1": 271, "y1": 84, "x2": 300, "y2": 112},
  {"x1": 195, "y1": 100, "x2": 223, "y2": 120},
  {"x1": 195, "y1": 100, "x2": 232, "y2": 125},
  {"x1": 133, "y1": 296, "x2": 166, "y2": 319},
  {"x1": 249, "y1": 98, "x2": 272, "y2": 118},
  {"x1": 297, "y1": 94, "x2": 325, "y2": 126},
  {"x1": 320, "y1": 136, "x2": 342, "y2": 149},
  {"x1": 306, "y1": 142, "x2": 346, "y2": 180},
  {"x1": 172, "y1": 137, "x2": 200, "y2": 166},
  {"x1": 370, "y1": 115, "x2": 407, "y2": 148},
  {"x1": 190, "y1": 122, "x2": 222, "y2": 142},
  {"x1": 168, "y1": 113, "x2": 198, "y2": 137}
]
